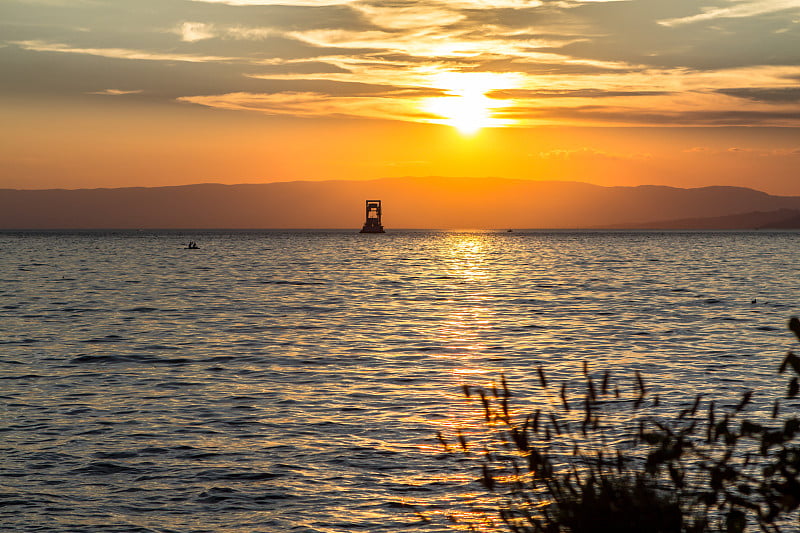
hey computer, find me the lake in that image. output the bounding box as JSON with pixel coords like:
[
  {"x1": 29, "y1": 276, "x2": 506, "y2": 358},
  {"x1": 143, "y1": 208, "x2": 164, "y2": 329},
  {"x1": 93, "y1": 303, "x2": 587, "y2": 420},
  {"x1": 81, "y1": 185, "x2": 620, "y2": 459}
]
[{"x1": 2, "y1": 230, "x2": 799, "y2": 532}]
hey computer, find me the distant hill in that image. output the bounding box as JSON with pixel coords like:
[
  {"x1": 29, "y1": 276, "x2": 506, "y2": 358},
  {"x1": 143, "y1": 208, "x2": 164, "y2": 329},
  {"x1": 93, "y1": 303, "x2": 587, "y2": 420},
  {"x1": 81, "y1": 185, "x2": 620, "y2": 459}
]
[
  {"x1": 761, "y1": 212, "x2": 800, "y2": 229},
  {"x1": 2, "y1": 177, "x2": 800, "y2": 229},
  {"x1": 605, "y1": 208, "x2": 800, "y2": 230}
]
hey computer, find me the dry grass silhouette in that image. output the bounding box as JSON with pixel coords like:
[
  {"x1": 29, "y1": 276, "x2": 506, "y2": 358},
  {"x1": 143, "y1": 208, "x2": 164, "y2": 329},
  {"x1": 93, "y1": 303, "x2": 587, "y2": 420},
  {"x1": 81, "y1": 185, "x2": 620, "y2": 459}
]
[{"x1": 426, "y1": 318, "x2": 800, "y2": 533}]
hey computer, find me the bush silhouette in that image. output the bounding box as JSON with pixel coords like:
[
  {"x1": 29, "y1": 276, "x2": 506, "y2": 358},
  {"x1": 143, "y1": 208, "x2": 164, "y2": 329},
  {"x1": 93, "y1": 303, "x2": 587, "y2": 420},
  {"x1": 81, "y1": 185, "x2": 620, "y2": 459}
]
[{"x1": 428, "y1": 317, "x2": 800, "y2": 532}]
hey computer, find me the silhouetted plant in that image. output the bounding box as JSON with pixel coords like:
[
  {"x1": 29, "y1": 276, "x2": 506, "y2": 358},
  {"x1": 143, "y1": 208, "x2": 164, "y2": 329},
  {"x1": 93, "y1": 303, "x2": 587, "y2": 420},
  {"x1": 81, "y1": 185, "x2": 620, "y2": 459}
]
[{"x1": 428, "y1": 318, "x2": 800, "y2": 532}]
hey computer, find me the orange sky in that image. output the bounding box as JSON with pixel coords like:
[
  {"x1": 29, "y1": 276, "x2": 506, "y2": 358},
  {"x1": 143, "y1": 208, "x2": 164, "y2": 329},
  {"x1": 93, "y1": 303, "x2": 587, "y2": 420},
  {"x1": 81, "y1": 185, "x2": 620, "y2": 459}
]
[{"x1": 1, "y1": 0, "x2": 798, "y2": 194}]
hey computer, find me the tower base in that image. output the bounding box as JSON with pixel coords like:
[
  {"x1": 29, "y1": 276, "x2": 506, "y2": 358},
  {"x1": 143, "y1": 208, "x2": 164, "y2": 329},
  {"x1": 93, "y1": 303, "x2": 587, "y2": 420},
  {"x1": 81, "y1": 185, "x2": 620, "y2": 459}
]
[{"x1": 360, "y1": 222, "x2": 385, "y2": 233}]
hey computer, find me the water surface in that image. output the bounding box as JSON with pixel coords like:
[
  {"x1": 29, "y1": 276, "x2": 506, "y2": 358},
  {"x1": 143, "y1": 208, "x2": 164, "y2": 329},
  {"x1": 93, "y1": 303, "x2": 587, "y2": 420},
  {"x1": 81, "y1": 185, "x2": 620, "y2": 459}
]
[{"x1": 2, "y1": 230, "x2": 799, "y2": 532}]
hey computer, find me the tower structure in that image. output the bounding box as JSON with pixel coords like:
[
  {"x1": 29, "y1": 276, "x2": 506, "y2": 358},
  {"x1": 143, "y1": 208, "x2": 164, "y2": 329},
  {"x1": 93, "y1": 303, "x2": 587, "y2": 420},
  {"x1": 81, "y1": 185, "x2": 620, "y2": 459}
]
[{"x1": 360, "y1": 200, "x2": 385, "y2": 233}]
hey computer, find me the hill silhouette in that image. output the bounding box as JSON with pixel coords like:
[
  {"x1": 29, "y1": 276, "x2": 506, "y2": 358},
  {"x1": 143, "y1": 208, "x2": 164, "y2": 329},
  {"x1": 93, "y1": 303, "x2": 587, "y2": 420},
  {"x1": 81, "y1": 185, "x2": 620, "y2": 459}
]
[
  {"x1": 2, "y1": 177, "x2": 800, "y2": 229},
  {"x1": 605, "y1": 208, "x2": 800, "y2": 230},
  {"x1": 761, "y1": 212, "x2": 800, "y2": 229}
]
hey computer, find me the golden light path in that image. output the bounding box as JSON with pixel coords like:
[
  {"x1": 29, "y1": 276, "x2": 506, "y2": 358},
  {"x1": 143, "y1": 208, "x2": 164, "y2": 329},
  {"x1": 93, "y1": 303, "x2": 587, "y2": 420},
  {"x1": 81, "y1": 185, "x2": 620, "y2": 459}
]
[{"x1": 423, "y1": 72, "x2": 520, "y2": 134}]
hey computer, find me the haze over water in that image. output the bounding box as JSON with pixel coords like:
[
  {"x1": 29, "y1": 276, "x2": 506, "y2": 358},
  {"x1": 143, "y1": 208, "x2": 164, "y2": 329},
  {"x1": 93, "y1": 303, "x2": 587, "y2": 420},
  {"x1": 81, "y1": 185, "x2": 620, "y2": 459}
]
[{"x1": 2, "y1": 230, "x2": 800, "y2": 532}]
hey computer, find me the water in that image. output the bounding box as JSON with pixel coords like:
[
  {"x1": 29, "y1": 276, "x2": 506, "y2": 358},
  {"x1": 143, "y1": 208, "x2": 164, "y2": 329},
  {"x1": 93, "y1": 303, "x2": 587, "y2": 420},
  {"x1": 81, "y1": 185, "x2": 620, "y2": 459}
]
[{"x1": 2, "y1": 230, "x2": 800, "y2": 532}]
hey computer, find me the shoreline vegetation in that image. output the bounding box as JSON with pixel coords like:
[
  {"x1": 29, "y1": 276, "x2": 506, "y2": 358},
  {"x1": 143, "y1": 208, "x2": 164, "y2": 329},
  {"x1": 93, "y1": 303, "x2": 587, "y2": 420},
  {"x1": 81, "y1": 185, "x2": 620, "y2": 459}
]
[{"x1": 427, "y1": 318, "x2": 800, "y2": 532}]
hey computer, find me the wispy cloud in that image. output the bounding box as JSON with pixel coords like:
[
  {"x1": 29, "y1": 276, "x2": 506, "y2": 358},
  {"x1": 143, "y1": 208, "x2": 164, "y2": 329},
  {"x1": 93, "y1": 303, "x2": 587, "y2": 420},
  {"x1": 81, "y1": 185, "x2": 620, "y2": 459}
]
[
  {"x1": 534, "y1": 148, "x2": 652, "y2": 160},
  {"x1": 191, "y1": 0, "x2": 358, "y2": 5},
  {"x1": 87, "y1": 89, "x2": 144, "y2": 95},
  {"x1": 716, "y1": 87, "x2": 800, "y2": 103},
  {"x1": 685, "y1": 146, "x2": 800, "y2": 156},
  {"x1": 353, "y1": 4, "x2": 465, "y2": 30},
  {"x1": 659, "y1": 0, "x2": 800, "y2": 26},
  {"x1": 225, "y1": 27, "x2": 276, "y2": 40},
  {"x1": 12, "y1": 40, "x2": 234, "y2": 63},
  {"x1": 489, "y1": 88, "x2": 671, "y2": 99},
  {"x1": 503, "y1": 105, "x2": 800, "y2": 127},
  {"x1": 171, "y1": 23, "x2": 279, "y2": 42},
  {"x1": 175, "y1": 22, "x2": 216, "y2": 42},
  {"x1": 178, "y1": 91, "x2": 435, "y2": 122}
]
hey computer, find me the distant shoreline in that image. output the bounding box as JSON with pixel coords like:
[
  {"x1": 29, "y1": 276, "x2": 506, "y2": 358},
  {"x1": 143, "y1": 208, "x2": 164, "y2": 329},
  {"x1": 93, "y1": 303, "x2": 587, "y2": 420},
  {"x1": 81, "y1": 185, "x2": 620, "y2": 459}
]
[
  {"x1": 2, "y1": 228, "x2": 799, "y2": 234},
  {"x1": 2, "y1": 178, "x2": 799, "y2": 230}
]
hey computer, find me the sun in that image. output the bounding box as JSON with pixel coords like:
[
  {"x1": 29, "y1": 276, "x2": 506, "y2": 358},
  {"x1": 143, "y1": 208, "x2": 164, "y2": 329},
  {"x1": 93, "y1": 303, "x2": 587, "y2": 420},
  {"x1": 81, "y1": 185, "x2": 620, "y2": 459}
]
[{"x1": 423, "y1": 72, "x2": 518, "y2": 135}]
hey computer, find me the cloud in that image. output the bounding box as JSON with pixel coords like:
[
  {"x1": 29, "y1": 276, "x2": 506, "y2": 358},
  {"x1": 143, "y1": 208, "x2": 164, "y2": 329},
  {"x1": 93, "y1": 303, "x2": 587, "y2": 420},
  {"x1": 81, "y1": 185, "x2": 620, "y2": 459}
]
[
  {"x1": 716, "y1": 87, "x2": 800, "y2": 103},
  {"x1": 488, "y1": 88, "x2": 670, "y2": 99},
  {"x1": 285, "y1": 26, "x2": 633, "y2": 72},
  {"x1": 502, "y1": 105, "x2": 800, "y2": 126},
  {"x1": 177, "y1": 91, "x2": 436, "y2": 122},
  {"x1": 250, "y1": 60, "x2": 351, "y2": 75},
  {"x1": 685, "y1": 146, "x2": 800, "y2": 156},
  {"x1": 445, "y1": 0, "x2": 545, "y2": 7},
  {"x1": 175, "y1": 22, "x2": 216, "y2": 42},
  {"x1": 722, "y1": 147, "x2": 800, "y2": 156},
  {"x1": 354, "y1": 3, "x2": 466, "y2": 30},
  {"x1": 534, "y1": 148, "x2": 652, "y2": 160},
  {"x1": 659, "y1": 0, "x2": 800, "y2": 26},
  {"x1": 191, "y1": 0, "x2": 357, "y2": 5},
  {"x1": 225, "y1": 27, "x2": 274, "y2": 40},
  {"x1": 87, "y1": 89, "x2": 144, "y2": 95},
  {"x1": 12, "y1": 40, "x2": 234, "y2": 63}
]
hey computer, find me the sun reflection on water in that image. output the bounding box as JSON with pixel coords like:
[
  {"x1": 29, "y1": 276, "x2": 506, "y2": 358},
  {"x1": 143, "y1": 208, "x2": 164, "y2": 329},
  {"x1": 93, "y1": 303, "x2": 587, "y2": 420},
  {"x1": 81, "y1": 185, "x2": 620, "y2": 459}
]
[{"x1": 436, "y1": 235, "x2": 497, "y2": 359}]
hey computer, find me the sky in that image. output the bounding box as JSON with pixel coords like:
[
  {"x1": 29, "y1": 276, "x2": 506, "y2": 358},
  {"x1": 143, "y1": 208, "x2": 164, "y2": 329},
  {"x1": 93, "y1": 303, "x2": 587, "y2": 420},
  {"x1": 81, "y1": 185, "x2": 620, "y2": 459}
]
[{"x1": 1, "y1": 0, "x2": 799, "y2": 193}]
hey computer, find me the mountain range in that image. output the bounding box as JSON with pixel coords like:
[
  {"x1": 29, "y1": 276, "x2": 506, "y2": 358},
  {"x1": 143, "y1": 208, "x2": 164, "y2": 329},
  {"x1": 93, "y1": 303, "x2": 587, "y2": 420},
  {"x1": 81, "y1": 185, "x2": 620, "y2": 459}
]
[{"x1": 2, "y1": 177, "x2": 800, "y2": 230}]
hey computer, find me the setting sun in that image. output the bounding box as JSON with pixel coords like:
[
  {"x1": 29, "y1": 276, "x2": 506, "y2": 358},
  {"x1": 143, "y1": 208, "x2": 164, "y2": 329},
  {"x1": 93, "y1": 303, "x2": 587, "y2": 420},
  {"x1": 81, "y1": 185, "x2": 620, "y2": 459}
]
[{"x1": 423, "y1": 72, "x2": 519, "y2": 134}]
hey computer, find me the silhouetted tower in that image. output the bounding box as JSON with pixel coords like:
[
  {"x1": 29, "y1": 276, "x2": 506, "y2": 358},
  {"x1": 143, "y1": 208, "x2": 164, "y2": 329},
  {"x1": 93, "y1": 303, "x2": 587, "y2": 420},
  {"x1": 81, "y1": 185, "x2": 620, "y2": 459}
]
[{"x1": 360, "y1": 200, "x2": 385, "y2": 233}]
